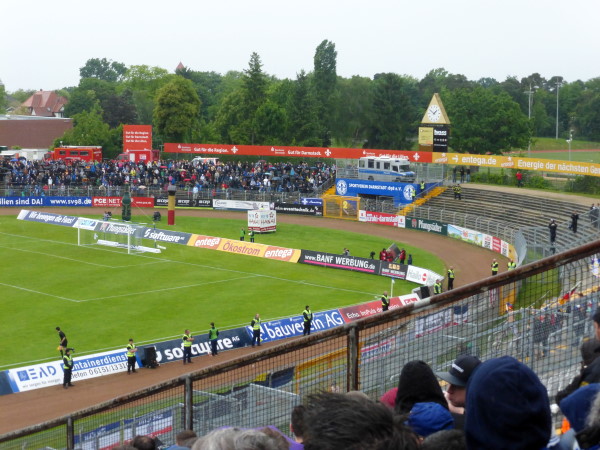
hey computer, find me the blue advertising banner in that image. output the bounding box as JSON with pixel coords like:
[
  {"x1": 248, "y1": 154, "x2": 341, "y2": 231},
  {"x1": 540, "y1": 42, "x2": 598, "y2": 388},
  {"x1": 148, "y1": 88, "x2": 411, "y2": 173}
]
[
  {"x1": 335, "y1": 178, "x2": 416, "y2": 204},
  {"x1": 0, "y1": 196, "x2": 92, "y2": 207},
  {"x1": 149, "y1": 327, "x2": 251, "y2": 364},
  {"x1": 300, "y1": 197, "x2": 323, "y2": 206},
  {"x1": 17, "y1": 209, "x2": 79, "y2": 226},
  {"x1": 246, "y1": 309, "x2": 345, "y2": 344}
]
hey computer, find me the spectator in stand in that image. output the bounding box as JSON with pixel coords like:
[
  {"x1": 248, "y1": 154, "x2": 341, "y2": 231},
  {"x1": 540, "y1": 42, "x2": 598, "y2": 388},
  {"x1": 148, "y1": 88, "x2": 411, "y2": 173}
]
[
  {"x1": 301, "y1": 392, "x2": 420, "y2": 450},
  {"x1": 465, "y1": 356, "x2": 551, "y2": 450},
  {"x1": 290, "y1": 405, "x2": 306, "y2": 443},
  {"x1": 131, "y1": 435, "x2": 157, "y2": 450},
  {"x1": 563, "y1": 384, "x2": 600, "y2": 449},
  {"x1": 421, "y1": 429, "x2": 466, "y2": 450},
  {"x1": 395, "y1": 361, "x2": 449, "y2": 416},
  {"x1": 192, "y1": 426, "x2": 294, "y2": 450},
  {"x1": 516, "y1": 171, "x2": 523, "y2": 187},
  {"x1": 436, "y1": 355, "x2": 481, "y2": 430},
  {"x1": 407, "y1": 402, "x2": 454, "y2": 439},
  {"x1": 167, "y1": 430, "x2": 198, "y2": 449}
]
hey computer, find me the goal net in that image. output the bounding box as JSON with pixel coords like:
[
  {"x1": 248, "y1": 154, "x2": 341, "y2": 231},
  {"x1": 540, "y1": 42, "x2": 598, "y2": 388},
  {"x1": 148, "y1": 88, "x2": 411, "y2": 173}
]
[{"x1": 77, "y1": 220, "x2": 161, "y2": 254}]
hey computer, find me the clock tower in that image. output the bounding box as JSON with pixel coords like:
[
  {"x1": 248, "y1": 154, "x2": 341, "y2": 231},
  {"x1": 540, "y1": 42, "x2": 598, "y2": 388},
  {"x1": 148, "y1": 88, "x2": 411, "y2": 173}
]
[{"x1": 419, "y1": 93, "x2": 450, "y2": 152}]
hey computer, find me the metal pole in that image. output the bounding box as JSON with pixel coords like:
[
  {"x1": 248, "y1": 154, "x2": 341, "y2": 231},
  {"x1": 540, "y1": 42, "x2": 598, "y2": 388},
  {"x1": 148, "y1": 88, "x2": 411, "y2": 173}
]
[{"x1": 555, "y1": 81, "x2": 561, "y2": 139}]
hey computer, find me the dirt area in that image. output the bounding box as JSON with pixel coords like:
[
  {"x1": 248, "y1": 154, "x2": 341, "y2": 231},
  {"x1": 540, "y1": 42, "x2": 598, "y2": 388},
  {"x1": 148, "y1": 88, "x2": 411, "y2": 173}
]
[{"x1": 0, "y1": 201, "x2": 530, "y2": 434}]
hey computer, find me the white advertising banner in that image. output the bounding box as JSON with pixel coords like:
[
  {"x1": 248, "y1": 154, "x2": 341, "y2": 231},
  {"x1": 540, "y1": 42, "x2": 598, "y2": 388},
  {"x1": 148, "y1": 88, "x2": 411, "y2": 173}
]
[
  {"x1": 213, "y1": 199, "x2": 272, "y2": 211},
  {"x1": 247, "y1": 209, "x2": 277, "y2": 233},
  {"x1": 7, "y1": 349, "x2": 134, "y2": 392}
]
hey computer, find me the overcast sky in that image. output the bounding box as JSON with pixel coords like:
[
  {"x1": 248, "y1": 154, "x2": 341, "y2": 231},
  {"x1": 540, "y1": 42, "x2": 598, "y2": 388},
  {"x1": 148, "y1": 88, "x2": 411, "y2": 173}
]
[{"x1": 2, "y1": 0, "x2": 599, "y2": 92}]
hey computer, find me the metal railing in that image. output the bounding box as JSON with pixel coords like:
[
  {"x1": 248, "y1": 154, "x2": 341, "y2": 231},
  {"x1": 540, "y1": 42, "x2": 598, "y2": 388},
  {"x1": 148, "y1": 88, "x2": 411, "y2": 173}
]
[{"x1": 2, "y1": 240, "x2": 599, "y2": 449}]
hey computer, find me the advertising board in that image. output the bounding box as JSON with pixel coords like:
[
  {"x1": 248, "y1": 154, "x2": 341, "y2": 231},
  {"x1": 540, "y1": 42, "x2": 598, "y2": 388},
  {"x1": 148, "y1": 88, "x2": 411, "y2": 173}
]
[
  {"x1": 299, "y1": 250, "x2": 380, "y2": 274},
  {"x1": 212, "y1": 199, "x2": 272, "y2": 211},
  {"x1": 245, "y1": 309, "x2": 345, "y2": 344},
  {"x1": 164, "y1": 143, "x2": 432, "y2": 163},
  {"x1": 335, "y1": 178, "x2": 416, "y2": 204},
  {"x1": 1, "y1": 197, "x2": 92, "y2": 207},
  {"x1": 149, "y1": 327, "x2": 251, "y2": 363},
  {"x1": 358, "y1": 210, "x2": 405, "y2": 228},
  {"x1": 6, "y1": 349, "x2": 136, "y2": 393},
  {"x1": 248, "y1": 209, "x2": 277, "y2": 232},
  {"x1": 274, "y1": 203, "x2": 323, "y2": 216}
]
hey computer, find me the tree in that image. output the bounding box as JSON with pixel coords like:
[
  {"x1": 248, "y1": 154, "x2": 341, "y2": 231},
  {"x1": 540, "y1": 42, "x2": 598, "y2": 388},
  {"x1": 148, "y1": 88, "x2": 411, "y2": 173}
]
[
  {"x1": 55, "y1": 105, "x2": 112, "y2": 149},
  {"x1": 445, "y1": 87, "x2": 529, "y2": 154},
  {"x1": 332, "y1": 76, "x2": 373, "y2": 146},
  {"x1": 63, "y1": 78, "x2": 116, "y2": 117},
  {"x1": 0, "y1": 82, "x2": 8, "y2": 112},
  {"x1": 8, "y1": 88, "x2": 36, "y2": 103},
  {"x1": 253, "y1": 100, "x2": 287, "y2": 145},
  {"x1": 121, "y1": 65, "x2": 173, "y2": 125},
  {"x1": 214, "y1": 89, "x2": 248, "y2": 144},
  {"x1": 80, "y1": 58, "x2": 127, "y2": 82},
  {"x1": 366, "y1": 73, "x2": 415, "y2": 149},
  {"x1": 575, "y1": 81, "x2": 600, "y2": 140},
  {"x1": 288, "y1": 70, "x2": 320, "y2": 146},
  {"x1": 242, "y1": 52, "x2": 268, "y2": 144},
  {"x1": 153, "y1": 76, "x2": 201, "y2": 142},
  {"x1": 102, "y1": 90, "x2": 138, "y2": 128},
  {"x1": 214, "y1": 53, "x2": 268, "y2": 144},
  {"x1": 63, "y1": 89, "x2": 99, "y2": 118},
  {"x1": 313, "y1": 40, "x2": 338, "y2": 145}
]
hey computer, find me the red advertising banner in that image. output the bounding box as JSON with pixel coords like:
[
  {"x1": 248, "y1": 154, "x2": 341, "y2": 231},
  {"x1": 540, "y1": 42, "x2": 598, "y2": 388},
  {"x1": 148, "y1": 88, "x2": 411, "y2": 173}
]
[
  {"x1": 358, "y1": 210, "x2": 405, "y2": 227},
  {"x1": 338, "y1": 294, "x2": 419, "y2": 323},
  {"x1": 163, "y1": 143, "x2": 431, "y2": 163},
  {"x1": 92, "y1": 197, "x2": 154, "y2": 208},
  {"x1": 123, "y1": 125, "x2": 152, "y2": 151}
]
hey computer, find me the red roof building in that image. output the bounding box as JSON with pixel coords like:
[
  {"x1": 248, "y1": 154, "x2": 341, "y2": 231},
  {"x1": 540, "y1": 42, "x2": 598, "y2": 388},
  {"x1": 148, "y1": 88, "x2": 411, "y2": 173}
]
[{"x1": 21, "y1": 90, "x2": 68, "y2": 118}]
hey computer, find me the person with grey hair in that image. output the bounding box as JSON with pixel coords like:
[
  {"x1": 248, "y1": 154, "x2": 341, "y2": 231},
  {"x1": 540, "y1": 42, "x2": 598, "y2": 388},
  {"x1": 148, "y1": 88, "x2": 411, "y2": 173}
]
[{"x1": 192, "y1": 426, "x2": 294, "y2": 450}]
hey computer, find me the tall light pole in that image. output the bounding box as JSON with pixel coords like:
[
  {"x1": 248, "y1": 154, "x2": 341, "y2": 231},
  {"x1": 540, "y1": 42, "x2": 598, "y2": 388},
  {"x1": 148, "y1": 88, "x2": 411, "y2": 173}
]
[
  {"x1": 525, "y1": 83, "x2": 538, "y2": 155},
  {"x1": 555, "y1": 79, "x2": 563, "y2": 139}
]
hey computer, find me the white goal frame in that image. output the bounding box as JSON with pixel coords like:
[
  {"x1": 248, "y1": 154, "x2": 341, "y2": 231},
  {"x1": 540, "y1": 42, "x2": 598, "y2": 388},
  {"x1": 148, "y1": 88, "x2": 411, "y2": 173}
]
[{"x1": 77, "y1": 220, "x2": 161, "y2": 254}]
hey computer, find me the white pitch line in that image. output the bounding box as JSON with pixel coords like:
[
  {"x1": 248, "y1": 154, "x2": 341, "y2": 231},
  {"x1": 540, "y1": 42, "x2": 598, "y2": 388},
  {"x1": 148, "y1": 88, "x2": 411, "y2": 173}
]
[
  {"x1": 0, "y1": 282, "x2": 79, "y2": 303},
  {"x1": 80, "y1": 275, "x2": 260, "y2": 302},
  {"x1": 0, "y1": 244, "x2": 117, "y2": 268}
]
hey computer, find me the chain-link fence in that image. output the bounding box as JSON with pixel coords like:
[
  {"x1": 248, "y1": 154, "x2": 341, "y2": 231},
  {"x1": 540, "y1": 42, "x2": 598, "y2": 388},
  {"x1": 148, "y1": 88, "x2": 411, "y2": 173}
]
[{"x1": 2, "y1": 240, "x2": 599, "y2": 449}]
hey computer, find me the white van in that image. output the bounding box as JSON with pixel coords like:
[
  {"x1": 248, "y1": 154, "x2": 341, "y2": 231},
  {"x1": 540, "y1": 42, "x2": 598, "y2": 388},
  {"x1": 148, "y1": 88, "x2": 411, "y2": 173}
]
[{"x1": 357, "y1": 156, "x2": 416, "y2": 182}]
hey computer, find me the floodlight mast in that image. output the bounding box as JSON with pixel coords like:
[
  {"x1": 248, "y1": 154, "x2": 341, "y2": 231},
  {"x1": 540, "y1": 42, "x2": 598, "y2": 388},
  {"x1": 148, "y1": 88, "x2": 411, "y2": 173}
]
[{"x1": 525, "y1": 83, "x2": 539, "y2": 156}]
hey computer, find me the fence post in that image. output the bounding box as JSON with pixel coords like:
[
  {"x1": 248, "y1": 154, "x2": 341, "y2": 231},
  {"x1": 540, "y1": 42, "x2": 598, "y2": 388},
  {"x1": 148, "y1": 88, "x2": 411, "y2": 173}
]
[
  {"x1": 184, "y1": 376, "x2": 193, "y2": 431},
  {"x1": 347, "y1": 325, "x2": 359, "y2": 391},
  {"x1": 66, "y1": 416, "x2": 74, "y2": 450}
]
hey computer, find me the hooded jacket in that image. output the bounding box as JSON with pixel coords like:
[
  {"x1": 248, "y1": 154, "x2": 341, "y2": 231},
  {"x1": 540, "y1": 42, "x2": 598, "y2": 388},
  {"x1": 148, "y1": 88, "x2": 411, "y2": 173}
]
[
  {"x1": 395, "y1": 360, "x2": 448, "y2": 415},
  {"x1": 465, "y1": 356, "x2": 551, "y2": 450}
]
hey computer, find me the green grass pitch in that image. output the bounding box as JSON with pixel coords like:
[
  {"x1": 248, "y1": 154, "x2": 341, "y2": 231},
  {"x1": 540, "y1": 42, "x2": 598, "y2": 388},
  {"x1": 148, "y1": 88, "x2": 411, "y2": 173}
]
[{"x1": 0, "y1": 214, "x2": 444, "y2": 369}]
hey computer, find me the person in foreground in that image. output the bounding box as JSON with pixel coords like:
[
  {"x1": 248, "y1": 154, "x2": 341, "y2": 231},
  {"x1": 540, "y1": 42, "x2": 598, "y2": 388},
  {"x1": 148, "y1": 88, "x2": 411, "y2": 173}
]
[
  {"x1": 301, "y1": 391, "x2": 420, "y2": 449},
  {"x1": 464, "y1": 355, "x2": 551, "y2": 450}
]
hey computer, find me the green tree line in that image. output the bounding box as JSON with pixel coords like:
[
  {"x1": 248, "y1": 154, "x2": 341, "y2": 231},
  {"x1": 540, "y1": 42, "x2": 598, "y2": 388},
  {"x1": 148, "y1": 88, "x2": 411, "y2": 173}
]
[{"x1": 3, "y1": 47, "x2": 600, "y2": 158}]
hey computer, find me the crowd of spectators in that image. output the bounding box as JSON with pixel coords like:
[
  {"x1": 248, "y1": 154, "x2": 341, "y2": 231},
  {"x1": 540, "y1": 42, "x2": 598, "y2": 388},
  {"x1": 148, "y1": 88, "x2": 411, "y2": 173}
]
[
  {"x1": 0, "y1": 158, "x2": 336, "y2": 196},
  {"x1": 114, "y1": 310, "x2": 600, "y2": 449}
]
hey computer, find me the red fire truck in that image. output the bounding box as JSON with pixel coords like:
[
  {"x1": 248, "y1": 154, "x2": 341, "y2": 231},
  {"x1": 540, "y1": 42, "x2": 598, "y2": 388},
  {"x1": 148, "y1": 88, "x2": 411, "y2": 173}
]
[
  {"x1": 116, "y1": 149, "x2": 161, "y2": 163},
  {"x1": 46, "y1": 146, "x2": 102, "y2": 163}
]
